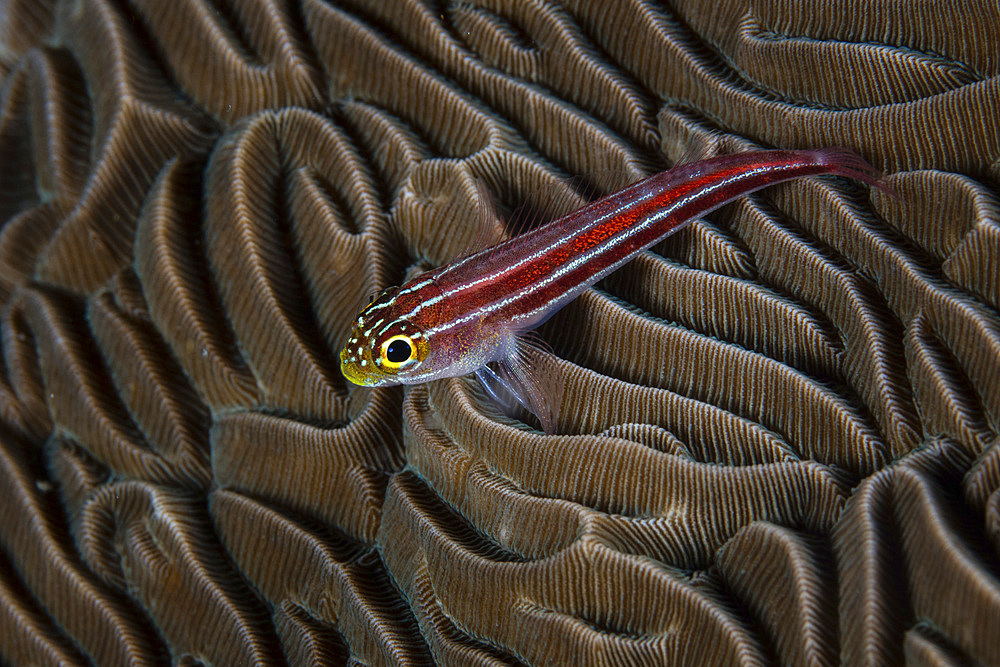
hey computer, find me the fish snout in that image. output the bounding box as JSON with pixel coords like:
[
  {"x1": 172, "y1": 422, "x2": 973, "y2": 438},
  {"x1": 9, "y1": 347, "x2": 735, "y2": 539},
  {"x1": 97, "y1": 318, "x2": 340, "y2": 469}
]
[
  {"x1": 340, "y1": 354, "x2": 367, "y2": 386},
  {"x1": 340, "y1": 332, "x2": 376, "y2": 386}
]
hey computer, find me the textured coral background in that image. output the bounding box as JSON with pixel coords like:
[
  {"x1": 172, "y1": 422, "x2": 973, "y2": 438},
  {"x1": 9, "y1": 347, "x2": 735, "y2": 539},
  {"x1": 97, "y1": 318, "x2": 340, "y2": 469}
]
[{"x1": 1, "y1": 0, "x2": 999, "y2": 665}]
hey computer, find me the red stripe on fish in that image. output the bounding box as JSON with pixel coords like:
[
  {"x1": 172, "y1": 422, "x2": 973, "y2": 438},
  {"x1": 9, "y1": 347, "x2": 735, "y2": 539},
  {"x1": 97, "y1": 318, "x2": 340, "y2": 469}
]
[{"x1": 340, "y1": 147, "x2": 882, "y2": 433}]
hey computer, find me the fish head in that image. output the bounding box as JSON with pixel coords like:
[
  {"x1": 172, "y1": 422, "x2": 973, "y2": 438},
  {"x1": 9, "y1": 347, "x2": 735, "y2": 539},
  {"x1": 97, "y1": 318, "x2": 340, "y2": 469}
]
[
  {"x1": 340, "y1": 285, "x2": 430, "y2": 387},
  {"x1": 340, "y1": 279, "x2": 454, "y2": 387}
]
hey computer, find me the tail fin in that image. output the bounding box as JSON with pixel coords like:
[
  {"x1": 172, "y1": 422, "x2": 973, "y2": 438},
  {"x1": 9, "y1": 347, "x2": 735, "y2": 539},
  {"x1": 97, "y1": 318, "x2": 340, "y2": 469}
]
[{"x1": 812, "y1": 146, "x2": 898, "y2": 198}]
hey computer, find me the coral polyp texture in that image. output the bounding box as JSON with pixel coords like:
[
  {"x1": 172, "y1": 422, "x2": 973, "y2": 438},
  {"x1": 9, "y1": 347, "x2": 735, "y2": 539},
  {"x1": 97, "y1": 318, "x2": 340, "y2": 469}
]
[{"x1": 1, "y1": 0, "x2": 999, "y2": 665}]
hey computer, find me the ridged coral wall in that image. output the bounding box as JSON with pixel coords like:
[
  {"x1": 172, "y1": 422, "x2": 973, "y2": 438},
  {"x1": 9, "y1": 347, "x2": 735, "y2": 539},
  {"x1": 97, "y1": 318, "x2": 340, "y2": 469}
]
[{"x1": 1, "y1": 0, "x2": 999, "y2": 665}]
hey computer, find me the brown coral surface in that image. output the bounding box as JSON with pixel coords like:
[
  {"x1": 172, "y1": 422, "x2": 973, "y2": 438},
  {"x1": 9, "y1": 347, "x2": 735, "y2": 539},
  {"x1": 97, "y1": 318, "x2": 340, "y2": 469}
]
[{"x1": 1, "y1": 0, "x2": 999, "y2": 665}]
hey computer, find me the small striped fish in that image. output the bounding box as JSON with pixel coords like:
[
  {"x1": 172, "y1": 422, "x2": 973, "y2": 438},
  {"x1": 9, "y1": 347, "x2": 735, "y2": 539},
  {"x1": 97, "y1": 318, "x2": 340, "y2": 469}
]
[{"x1": 340, "y1": 148, "x2": 881, "y2": 432}]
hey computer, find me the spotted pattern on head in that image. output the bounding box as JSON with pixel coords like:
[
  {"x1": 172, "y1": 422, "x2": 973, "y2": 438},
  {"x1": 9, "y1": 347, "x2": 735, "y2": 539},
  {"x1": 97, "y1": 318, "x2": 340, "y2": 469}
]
[{"x1": 340, "y1": 287, "x2": 431, "y2": 385}]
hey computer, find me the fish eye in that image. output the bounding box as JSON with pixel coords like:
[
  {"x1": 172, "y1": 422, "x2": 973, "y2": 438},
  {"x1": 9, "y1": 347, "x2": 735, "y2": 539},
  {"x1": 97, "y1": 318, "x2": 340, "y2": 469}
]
[{"x1": 380, "y1": 335, "x2": 415, "y2": 369}]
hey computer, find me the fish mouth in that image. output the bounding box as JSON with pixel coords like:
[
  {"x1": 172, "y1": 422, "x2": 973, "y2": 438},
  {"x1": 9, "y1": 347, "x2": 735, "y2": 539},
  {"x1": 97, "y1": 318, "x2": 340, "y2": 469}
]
[
  {"x1": 340, "y1": 351, "x2": 370, "y2": 386},
  {"x1": 339, "y1": 347, "x2": 385, "y2": 387},
  {"x1": 340, "y1": 358, "x2": 367, "y2": 386}
]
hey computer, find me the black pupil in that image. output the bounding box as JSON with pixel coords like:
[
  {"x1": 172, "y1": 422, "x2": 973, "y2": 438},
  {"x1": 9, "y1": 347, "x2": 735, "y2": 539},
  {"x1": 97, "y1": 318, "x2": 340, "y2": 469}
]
[{"x1": 385, "y1": 339, "x2": 412, "y2": 363}]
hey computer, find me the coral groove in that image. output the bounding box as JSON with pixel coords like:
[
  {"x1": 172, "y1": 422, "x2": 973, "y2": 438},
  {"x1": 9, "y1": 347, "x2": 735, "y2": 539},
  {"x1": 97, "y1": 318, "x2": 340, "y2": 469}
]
[{"x1": 1, "y1": 0, "x2": 998, "y2": 664}]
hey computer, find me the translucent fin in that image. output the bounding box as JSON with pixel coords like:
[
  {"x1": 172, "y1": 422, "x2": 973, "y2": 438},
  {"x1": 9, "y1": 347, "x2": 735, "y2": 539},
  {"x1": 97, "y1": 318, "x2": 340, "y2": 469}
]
[
  {"x1": 461, "y1": 178, "x2": 510, "y2": 257},
  {"x1": 474, "y1": 365, "x2": 518, "y2": 410},
  {"x1": 658, "y1": 108, "x2": 757, "y2": 164},
  {"x1": 812, "y1": 146, "x2": 900, "y2": 199},
  {"x1": 519, "y1": 330, "x2": 554, "y2": 357},
  {"x1": 672, "y1": 128, "x2": 725, "y2": 166},
  {"x1": 345, "y1": 287, "x2": 386, "y2": 330},
  {"x1": 473, "y1": 336, "x2": 561, "y2": 434},
  {"x1": 505, "y1": 171, "x2": 640, "y2": 240},
  {"x1": 497, "y1": 176, "x2": 588, "y2": 241}
]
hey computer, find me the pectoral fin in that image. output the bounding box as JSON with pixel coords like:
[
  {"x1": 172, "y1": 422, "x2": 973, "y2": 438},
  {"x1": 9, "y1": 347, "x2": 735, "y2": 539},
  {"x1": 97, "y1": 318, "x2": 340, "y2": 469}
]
[{"x1": 473, "y1": 335, "x2": 562, "y2": 434}]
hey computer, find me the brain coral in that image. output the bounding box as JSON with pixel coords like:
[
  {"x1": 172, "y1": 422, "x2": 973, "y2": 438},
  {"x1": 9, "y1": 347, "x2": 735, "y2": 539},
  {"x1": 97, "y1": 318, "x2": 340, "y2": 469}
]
[{"x1": 1, "y1": 0, "x2": 999, "y2": 665}]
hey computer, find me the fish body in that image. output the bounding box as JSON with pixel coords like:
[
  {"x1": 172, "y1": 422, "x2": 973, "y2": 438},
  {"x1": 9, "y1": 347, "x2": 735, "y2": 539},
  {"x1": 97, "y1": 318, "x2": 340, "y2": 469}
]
[{"x1": 340, "y1": 147, "x2": 880, "y2": 428}]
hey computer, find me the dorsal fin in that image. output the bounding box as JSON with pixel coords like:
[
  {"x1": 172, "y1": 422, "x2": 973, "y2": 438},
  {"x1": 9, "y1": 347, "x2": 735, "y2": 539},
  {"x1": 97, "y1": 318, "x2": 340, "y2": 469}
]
[
  {"x1": 501, "y1": 169, "x2": 641, "y2": 240},
  {"x1": 466, "y1": 161, "x2": 660, "y2": 252},
  {"x1": 456, "y1": 178, "x2": 510, "y2": 258}
]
